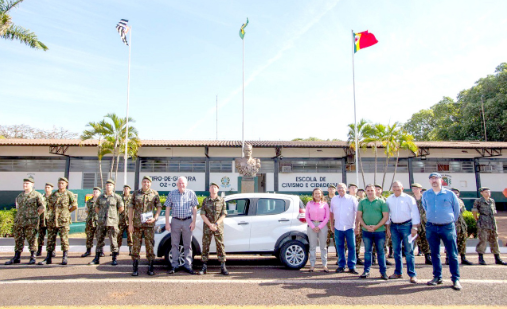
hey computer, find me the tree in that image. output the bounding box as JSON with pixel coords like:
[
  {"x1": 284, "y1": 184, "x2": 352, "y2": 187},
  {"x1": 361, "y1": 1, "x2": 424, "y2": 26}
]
[
  {"x1": 81, "y1": 122, "x2": 111, "y2": 189},
  {"x1": 0, "y1": 124, "x2": 77, "y2": 139},
  {"x1": 347, "y1": 119, "x2": 372, "y2": 187},
  {"x1": 390, "y1": 130, "x2": 418, "y2": 190},
  {"x1": 380, "y1": 122, "x2": 401, "y2": 188},
  {"x1": 0, "y1": 0, "x2": 47, "y2": 51},
  {"x1": 403, "y1": 109, "x2": 435, "y2": 141},
  {"x1": 364, "y1": 123, "x2": 388, "y2": 185}
]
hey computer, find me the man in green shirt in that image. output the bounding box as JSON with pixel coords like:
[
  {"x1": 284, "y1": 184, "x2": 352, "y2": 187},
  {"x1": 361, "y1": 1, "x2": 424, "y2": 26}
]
[{"x1": 357, "y1": 184, "x2": 390, "y2": 280}]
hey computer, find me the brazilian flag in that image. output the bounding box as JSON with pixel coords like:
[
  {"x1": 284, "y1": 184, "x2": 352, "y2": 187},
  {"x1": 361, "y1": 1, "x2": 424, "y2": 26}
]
[{"x1": 239, "y1": 18, "x2": 249, "y2": 40}]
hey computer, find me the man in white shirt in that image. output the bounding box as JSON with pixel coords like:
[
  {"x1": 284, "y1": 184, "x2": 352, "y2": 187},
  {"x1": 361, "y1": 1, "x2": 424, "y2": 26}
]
[
  {"x1": 386, "y1": 181, "x2": 420, "y2": 283},
  {"x1": 330, "y1": 183, "x2": 359, "y2": 274}
]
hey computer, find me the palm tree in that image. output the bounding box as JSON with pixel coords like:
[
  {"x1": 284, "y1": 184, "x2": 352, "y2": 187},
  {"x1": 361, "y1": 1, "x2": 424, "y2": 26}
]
[
  {"x1": 81, "y1": 122, "x2": 111, "y2": 188},
  {"x1": 380, "y1": 122, "x2": 401, "y2": 188},
  {"x1": 389, "y1": 130, "x2": 418, "y2": 190},
  {"x1": 0, "y1": 0, "x2": 48, "y2": 51},
  {"x1": 347, "y1": 119, "x2": 371, "y2": 187},
  {"x1": 364, "y1": 123, "x2": 387, "y2": 185}
]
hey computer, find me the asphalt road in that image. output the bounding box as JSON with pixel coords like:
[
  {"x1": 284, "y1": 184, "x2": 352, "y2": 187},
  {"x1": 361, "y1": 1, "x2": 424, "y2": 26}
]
[{"x1": 1, "y1": 252, "x2": 507, "y2": 307}]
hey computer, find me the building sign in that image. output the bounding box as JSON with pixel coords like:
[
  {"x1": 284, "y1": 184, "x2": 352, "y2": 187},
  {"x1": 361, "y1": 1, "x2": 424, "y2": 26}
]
[
  {"x1": 442, "y1": 174, "x2": 452, "y2": 188},
  {"x1": 279, "y1": 174, "x2": 341, "y2": 191},
  {"x1": 140, "y1": 173, "x2": 205, "y2": 191}
]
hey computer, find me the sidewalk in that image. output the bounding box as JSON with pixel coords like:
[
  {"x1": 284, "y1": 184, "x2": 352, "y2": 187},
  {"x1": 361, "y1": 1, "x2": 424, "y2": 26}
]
[{"x1": 496, "y1": 211, "x2": 507, "y2": 247}]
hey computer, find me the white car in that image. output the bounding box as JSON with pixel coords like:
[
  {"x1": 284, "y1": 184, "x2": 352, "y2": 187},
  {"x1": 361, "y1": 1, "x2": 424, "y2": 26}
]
[{"x1": 153, "y1": 193, "x2": 309, "y2": 269}]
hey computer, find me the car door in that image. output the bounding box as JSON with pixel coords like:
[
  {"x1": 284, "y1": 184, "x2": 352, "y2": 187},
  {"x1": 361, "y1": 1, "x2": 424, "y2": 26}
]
[
  {"x1": 214, "y1": 197, "x2": 252, "y2": 252},
  {"x1": 248, "y1": 197, "x2": 293, "y2": 252}
]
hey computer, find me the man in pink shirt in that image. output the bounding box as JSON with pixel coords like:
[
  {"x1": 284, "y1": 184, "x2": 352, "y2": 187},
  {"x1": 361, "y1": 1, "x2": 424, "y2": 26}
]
[{"x1": 330, "y1": 183, "x2": 359, "y2": 274}]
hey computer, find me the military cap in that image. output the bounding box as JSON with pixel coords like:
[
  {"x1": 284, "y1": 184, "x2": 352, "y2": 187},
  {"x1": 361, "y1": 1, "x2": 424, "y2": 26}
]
[
  {"x1": 45, "y1": 182, "x2": 54, "y2": 188},
  {"x1": 23, "y1": 177, "x2": 35, "y2": 183},
  {"x1": 93, "y1": 187, "x2": 101, "y2": 191},
  {"x1": 142, "y1": 176, "x2": 152, "y2": 182},
  {"x1": 58, "y1": 177, "x2": 69, "y2": 183},
  {"x1": 479, "y1": 187, "x2": 490, "y2": 192},
  {"x1": 411, "y1": 183, "x2": 423, "y2": 188},
  {"x1": 374, "y1": 184, "x2": 382, "y2": 189},
  {"x1": 357, "y1": 188, "x2": 365, "y2": 192},
  {"x1": 348, "y1": 183, "x2": 358, "y2": 188},
  {"x1": 451, "y1": 188, "x2": 460, "y2": 193},
  {"x1": 328, "y1": 184, "x2": 337, "y2": 189},
  {"x1": 429, "y1": 172, "x2": 442, "y2": 179},
  {"x1": 105, "y1": 179, "x2": 115, "y2": 185},
  {"x1": 210, "y1": 182, "x2": 220, "y2": 188},
  {"x1": 123, "y1": 184, "x2": 131, "y2": 189}
]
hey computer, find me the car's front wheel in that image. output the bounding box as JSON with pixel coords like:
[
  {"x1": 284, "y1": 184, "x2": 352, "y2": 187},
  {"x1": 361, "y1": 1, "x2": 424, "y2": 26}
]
[
  {"x1": 164, "y1": 240, "x2": 194, "y2": 267},
  {"x1": 279, "y1": 240, "x2": 308, "y2": 270}
]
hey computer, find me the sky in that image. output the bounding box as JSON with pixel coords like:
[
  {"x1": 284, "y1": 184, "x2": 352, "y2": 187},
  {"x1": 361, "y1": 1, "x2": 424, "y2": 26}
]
[{"x1": 1, "y1": 0, "x2": 507, "y2": 142}]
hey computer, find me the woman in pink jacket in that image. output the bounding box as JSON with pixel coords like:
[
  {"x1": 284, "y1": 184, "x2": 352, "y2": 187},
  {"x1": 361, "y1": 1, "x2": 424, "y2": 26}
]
[{"x1": 305, "y1": 188, "x2": 330, "y2": 272}]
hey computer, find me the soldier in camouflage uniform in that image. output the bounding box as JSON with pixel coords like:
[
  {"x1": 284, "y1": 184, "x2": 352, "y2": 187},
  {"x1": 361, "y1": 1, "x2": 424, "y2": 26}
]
[
  {"x1": 118, "y1": 185, "x2": 133, "y2": 255},
  {"x1": 81, "y1": 187, "x2": 101, "y2": 258},
  {"x1": 38, "y1": 177, "x2": 77, "y2": 266},
  {"x1": 449, "y1": 188, "x2": 473, "y2": 265},
  {"x1": 372, "y1": 185, "x2": 393, "y2": 266},
  {"x1": 325, "y1": 185, "x2": 338, "y2": 260},
  {"x1": 473, "y1": 187, "x2": 507, "y2": 265},
  {"x1": 5, "y1": 177, "x2": 45, "y2": 265},
  {"x1": 355, "y1": 188, "x2": 366, "y2": 265},
  {"x1": 198, "y1": 183, "x2": 228, "y2": 275},
  {"x1": 128, "y1": 176, "x2": 162, "y2": 276},
  {"x1": 89, "y1": 179, "x2": 124, "y2": 266},
  {"x1": 411, "y1": 183, "x2": 432, "y2": 265},
  {"x1": 36, "y1": 183, "x2": 53, "y2": 257}
]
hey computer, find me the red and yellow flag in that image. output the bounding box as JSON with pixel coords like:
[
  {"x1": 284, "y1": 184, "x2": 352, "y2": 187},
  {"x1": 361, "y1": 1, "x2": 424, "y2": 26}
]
[{"x1": 354, "y1": 31, "x2": 378, "y2": 53}]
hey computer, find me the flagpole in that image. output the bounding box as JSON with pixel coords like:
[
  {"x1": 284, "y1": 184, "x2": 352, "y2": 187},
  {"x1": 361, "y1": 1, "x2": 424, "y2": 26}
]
[
  {"x1": 123, "y1": 26, "x2": 131, "y2": 187},
  {"x1": 242, "y1": 36, "x2": 245, "y2": 157},
  {"x1": 352, "y1": 30, "x2": 359, "y2": 187},
  {"x1": 216, "y1": 94, "x2": 218, "y2": 140}
]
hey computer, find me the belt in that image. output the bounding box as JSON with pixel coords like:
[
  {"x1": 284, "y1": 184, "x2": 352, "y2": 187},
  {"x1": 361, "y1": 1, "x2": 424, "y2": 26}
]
[
  {"x1": 173, "y1": 216, "x2": 192, "y2": 221},
  {"x1": 392, "y1": 219, "x2": 412, "y2": 225},
  {"x1": 427, "y1": 222, "x2": 453, "y2": 226}
]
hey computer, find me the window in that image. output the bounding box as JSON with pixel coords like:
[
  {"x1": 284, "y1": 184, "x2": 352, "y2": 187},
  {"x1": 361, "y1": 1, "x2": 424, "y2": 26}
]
[
  {"x1": 70, "y1": 159, "x2": 135, "y2": 173},
  {"x1": 210, "y1": 160, "x2": 233, "y2": 173},
  {"x1": 347, "y1": 158, "x2": 409, "y2": 173},
  {"x1": 259, "y1": 160, "x2": 274, "y2": 173},
  {"x1": 82, "y1": 172, "x2": 109, "y2": 189},
  {"x1": 0, "y1": 159, "x2": 65, "y2": 172},
  {"x1": 478, "y1": 160, "x2": 505, "y2": 173},
  {"x1": 256, "y1": 199, "x2": 287, "y2": 216},
  {"x1": 226, "y1": 199, "x2": 249, "y2": 216},
  {"x1": 413, "y1": 159, "x2": 474, "y2": 173},
  {"x1": 280, "y1": 160, "x2": 341, "y2": 173}
]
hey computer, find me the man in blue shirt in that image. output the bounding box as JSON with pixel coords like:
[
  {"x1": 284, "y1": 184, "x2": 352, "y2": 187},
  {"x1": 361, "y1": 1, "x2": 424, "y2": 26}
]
[{"x1": 422, "y1": 172, "x2": 461, "y2": 290}]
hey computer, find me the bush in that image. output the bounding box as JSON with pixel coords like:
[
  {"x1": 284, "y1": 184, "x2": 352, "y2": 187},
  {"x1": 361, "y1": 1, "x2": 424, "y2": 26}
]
[
  {"x1": 159, "y1": 195, "x2": 206, "y2": 209},
  {"x1": 463, "y1": 210, "x2": 477, "y2": 238},
  {"x1": 300, "y1": 195, "x2": 313, "y2": 206},
  {"x1": 0, "y1": 209, "x2": 16, "y2": 237}
]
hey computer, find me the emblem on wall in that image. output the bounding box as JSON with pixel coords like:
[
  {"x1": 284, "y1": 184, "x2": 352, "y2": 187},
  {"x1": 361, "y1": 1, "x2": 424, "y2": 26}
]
[
  {"x1": 442, "y1": 174, "x2": 452, "y2": 187},
  {"x1": 221, "y1": 176, "x2": 231, "y2": 188}
]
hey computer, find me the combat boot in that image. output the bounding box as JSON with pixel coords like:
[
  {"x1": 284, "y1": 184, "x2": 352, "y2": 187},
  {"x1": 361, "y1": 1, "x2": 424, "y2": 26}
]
[
  {"x1": 5, "y1": 251, "x2": 21, "y2": 265},
  {"x1": 147, "y1": 260, "x2": 155, "y2": 276},
  {"x1": 89, "y1": 250, "x2": 101, "y2": 265},
  {"x1": 132, "y1": 260, "x2": 139, "y2": 276},
  {"x1": 111, "y1": 252, "x2": 118, "y2": 266},
  {"x1": 494, "y1": 254, "x2": 507, "y2": 265},
  {"x1": 38, "y1": 251, "x2": 53, "y2": 265},
  {"x1": 198, "y1": 263, "x2": 207, "y2": 275},
  {"x1": 478, "y1": 253, "x2": 487, "y2": 265},
  {"x1": 81, "y1": 248, "x2": 91, "y2": 257},
  {"x1": 36, "y1": 246, "x2": 43, "y2": 257},
  {"x1": 424, "y1": 253, "x2": 432, "y2": 265},
  {"x1": 129, "y1": 246, "x2": 132, "y2": 256},
  {"x1": 61, "y1": 251, "x2": 69, "y2": 265},
  {"x1": 28, "y1": 251, "x2": 36, "y2": 265},
  {"x1": 220, "y1": 262, "x2": 229, "y2": 276},
  {"x1": 461, "y1": 254, "x2": 473, "y2": 265}
]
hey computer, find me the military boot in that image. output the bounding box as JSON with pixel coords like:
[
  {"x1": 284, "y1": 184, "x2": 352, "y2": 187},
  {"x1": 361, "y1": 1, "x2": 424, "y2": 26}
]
[
  {"x1": 28, "y1": 251, "x2": 37, "y2": 265},
  {"x1": 5, "y1": 251, "x2": 21, "y2": 265},
  {"x1": 478, "y1": 253, "x2": 487, "y2": 265},
  {"x1": 129, "y1": 246, "x2": 132, "y2": 256},
  {"x1": 81, "y1": 248, "x2": 91, "y2": 258},
  {"x1": 132, "y1": 260, "x2": 139, "y2": 276},
  {"x1": 111, "y1": 252, "x2": 118, "y2": 266},
  {"x1": 461, "y1": 254, "x2": 473, "y2": 265},
  {"x1": 61, "y1": 251, "x2": 69, "y2": 265},
  {"x1": 495, "y1": 254, "x2": 507, "y2": 265},
  {"x1": 36, "y1": 246, "x2": 43, "y2": 257},
  {"x1": 89, "y1": 250, "x2": 101, "y2": 265},
  {"x1": 424, "y1": 253, "x2": 432, "y2": 265},
  {"x1": 220, "y1": 262, "x2": 229, "y2": 276},
  {"x1": 198, "y1": 263, "x2": 207, "y2": 275},
  {"x1": 38, "y1": 251, "x2": 53, "y2": 265},
  {"x1": 147, "y1": 260, "x2": 155, "y2": 276}
]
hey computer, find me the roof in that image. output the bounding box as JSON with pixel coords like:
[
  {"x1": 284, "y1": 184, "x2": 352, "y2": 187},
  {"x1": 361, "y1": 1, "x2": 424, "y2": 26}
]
[{"x1": 0, "y1": 139, "x2": 506, "y2": 149}]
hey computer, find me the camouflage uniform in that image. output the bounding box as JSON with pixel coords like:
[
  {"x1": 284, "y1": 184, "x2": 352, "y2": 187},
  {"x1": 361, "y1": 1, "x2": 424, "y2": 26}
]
[
  {"x1": 117, "y1": 194, "x2": 133, "y2": 249},
  {"x1": 37, "y1": 194, "x2": 50, "y2": 250},
  {"x1": 84, "y1": 198, "x2": 98, "y2": 250},
  {"x1": 415, "y1": 197, "x2": 431, "y2": 254},
  {"x1": 473, "y1": 197, "x2": 499, "y2": 254},
  {"x1": 94, "y1": 192, "x2": 124, "y2": 254},
  {"x1": 14, "y1": 190, "x2": 46, "y2": 252},
  {"x1": 456, "y1": 198, "x2": 468, "y2": 255},
  {"x1": 46, "y1": 190, "x2": 77, "y2": 252},
  {"x1": 355, "y1": 196, "x2": 365, "y2": 259},
  {"x1": 129, "y1": 188, "x2": 162, "y2": 261},
  {"x1": 324, "y1": 196, "x2": 337, "y2": 253},
  {"x1": 200, "y1": 196, "x2": 227, "y2": 263}
]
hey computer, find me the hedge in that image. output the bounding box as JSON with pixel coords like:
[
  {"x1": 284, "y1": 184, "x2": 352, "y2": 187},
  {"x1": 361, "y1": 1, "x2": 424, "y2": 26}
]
[{"x1": 0, "y1": 209, "x2": 16, "y2": 237}]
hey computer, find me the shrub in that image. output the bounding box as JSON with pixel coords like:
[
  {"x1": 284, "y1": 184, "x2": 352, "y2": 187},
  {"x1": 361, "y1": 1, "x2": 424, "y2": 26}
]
[
  {"x1": 463, "y1": 210, "x2": 477, "y2": 238},
  {"x1": 159, "y1": 195, "x2": 206, "y2": 209},
  {"x1": 300, "y1": 195, "x2": 313, "y2": 206},
  {"x1": 0, "y1": 209, "x2": 16, "y2": 237}
]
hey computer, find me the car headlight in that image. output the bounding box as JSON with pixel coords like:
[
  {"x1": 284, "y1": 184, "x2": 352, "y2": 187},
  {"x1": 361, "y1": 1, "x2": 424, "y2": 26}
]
[{"x1": 154, "y1": 224, "x2": 165, "y2": 234}]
